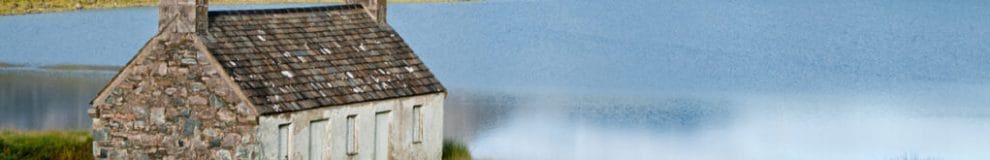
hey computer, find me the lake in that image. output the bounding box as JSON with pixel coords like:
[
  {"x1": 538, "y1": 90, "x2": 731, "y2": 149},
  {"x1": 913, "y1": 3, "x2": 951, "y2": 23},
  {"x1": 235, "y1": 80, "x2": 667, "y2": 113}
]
[{"x1": 2, "y1": 0, "x2": 990, "y2": 159}]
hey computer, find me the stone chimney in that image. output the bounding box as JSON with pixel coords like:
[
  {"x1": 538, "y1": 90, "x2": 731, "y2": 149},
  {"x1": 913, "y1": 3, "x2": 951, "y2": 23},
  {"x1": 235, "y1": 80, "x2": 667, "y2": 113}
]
[
  {"x1": 346, "y1": 0, "x2": 387, "y2": 24},
  {"x1": 159, "y1": 0, "x2": 208, "y2": 33}
]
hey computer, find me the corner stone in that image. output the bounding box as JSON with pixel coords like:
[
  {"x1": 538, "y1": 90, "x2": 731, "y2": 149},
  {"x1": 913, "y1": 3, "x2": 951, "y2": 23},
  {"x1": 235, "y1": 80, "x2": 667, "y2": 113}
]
[{"x1": 93, "y1": 129, "x2": 109, "y2": 141}]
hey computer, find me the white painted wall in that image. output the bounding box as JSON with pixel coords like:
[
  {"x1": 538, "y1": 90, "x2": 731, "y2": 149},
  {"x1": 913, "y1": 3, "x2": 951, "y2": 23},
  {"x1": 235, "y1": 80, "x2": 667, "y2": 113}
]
[{"x1": 257, "y1": 93, "x2": 445, "y2": 160}]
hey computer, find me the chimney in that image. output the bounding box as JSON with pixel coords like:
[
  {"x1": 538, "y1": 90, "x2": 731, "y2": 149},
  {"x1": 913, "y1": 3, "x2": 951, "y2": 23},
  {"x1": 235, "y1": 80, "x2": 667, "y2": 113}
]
[
  {"x1": 159, "y1": 0, "x2": 208, "y2": 33},
  {"x1": 346, "y1": 0, "x2": 387, "y2": 24}
]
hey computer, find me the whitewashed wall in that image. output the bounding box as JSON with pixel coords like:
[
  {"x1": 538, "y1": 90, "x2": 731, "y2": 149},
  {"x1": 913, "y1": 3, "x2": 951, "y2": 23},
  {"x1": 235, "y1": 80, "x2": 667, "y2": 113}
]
[{"x1": 257, "y1": 93, "x2": 445, "y2": 160}]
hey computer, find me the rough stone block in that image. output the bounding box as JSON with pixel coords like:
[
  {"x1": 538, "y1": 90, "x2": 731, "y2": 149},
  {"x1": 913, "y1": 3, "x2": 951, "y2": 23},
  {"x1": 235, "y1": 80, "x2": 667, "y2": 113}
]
[
  {"x1": 204, "y1": 128, "x2": 219, "y2": 138},
  {"x1": 151, "y1": 107, "x2": 166, "y2": 124},
  {"x1": 157, "y1": 63, "x2": 169, "y2": 76},
  {"x1": 191, "y1": 82, "x2": 207, "y2": 92},
  {"x1": 181, "y1": 58, "x2": 198, "y2": 65},
  {"x1": 170, "y1": 97, "x2": 186, "y2": 106},
  {"x1": 217, "y1": 109, "x2": 236, "y2": 122},
  {"x1": 210, "y1": 94, "x2": 224, "y2": 108},
  {"x1": 210, "y1": 139, "x2": 221, "y2": 148},
  {"x1": 165, "y1": 88, "x2": 178, "y2": 95},
  {"x1": 134, "y1": 120, "x2": 146, "y2": 130},
  {"x1": 221, "y1": 133, "x2": 240, "y2": 148},
  {"x1": 183, "y1": 119, "x2": 200, "y2": 136},
  {"x1": 235, "y1": 146, "x2": 251, "y2": 159},
  {"x1": 217, "y1": 149, "x2": 232, "y2": 160},
  {"x1": 189, "y1": 95, "x2": 208, "y2": 105},
  {"x1": 197, "y1": 109, "x2": 216, "y2": 120},
  {"x1": 132, "y1": 106, "x2": 148, "y2": 118}
]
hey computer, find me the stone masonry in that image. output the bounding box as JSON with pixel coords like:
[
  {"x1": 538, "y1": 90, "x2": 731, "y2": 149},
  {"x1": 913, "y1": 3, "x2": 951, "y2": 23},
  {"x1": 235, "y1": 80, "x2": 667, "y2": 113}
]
[{"x1": 89, "y1": 32, "x2": 260, "y2": 159}]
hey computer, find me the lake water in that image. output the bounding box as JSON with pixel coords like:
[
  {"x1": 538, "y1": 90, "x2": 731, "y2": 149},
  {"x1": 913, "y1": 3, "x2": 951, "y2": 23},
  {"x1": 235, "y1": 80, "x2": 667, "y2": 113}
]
[{"x1": 2, "y1": 0, "x2": 990, "y2": 159}]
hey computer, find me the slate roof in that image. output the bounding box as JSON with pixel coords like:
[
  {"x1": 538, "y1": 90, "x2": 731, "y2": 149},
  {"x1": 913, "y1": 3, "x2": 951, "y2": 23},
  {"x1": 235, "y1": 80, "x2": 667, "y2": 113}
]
[{"x1": 201, "y1": 4, "x2": 445, "y2": 114}]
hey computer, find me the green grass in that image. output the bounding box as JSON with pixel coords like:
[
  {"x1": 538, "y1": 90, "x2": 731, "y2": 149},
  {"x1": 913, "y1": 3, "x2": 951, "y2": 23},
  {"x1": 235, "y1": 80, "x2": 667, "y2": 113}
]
[
  {"x1": 443, "y1": 139, "x2": 472, "y2": 160},
  {"x1": 0, "y1": 0, "x2": 473, "y2": 16},
  {"x1": 0, "y1": 129, "x2": 467, "y2": 160},
  {"x1": 0, "y1": 130, "x2": 93, "y2": 160}
]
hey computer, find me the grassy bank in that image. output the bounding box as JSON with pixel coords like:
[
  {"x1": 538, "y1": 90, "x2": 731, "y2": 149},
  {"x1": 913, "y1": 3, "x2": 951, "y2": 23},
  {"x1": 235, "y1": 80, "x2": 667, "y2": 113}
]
[
  {"x1": 443, "y1": 139, "x2": 472, "y2": 160},
  {"x1": 0, "y1": 130, "x2": 93, "y2": 160},
  {"x1": 1, "y1": 0, "x2": 471, "y2": 16},
  {"x1": 0, "y1": 130, "x2": 470, "y2": 160}
]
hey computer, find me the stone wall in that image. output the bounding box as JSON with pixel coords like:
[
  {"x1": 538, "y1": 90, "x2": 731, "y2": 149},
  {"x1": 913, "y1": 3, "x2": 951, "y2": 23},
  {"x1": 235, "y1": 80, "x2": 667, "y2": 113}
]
[{"x1": 89, "y1": 32, "x2": 259, "y2": 159}]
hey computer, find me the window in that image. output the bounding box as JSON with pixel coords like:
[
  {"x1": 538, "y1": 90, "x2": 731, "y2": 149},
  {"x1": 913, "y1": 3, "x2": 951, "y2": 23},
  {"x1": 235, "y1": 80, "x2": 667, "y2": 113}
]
[
  {"x1": 374, "y1": 111, "x2": 391, "y2": 160},
  {"x1": 278, "y1": 123, "x2": 291, "y2": 160},
  {"x1": 309, "y1": 119, "x2": 328, "y2": 160},
  {"x1": 346, "y1": 115, "x2": 358, "y2": 156},
  {"x1": 411, "y1": 105, "x2": 423, "y2": 144}
]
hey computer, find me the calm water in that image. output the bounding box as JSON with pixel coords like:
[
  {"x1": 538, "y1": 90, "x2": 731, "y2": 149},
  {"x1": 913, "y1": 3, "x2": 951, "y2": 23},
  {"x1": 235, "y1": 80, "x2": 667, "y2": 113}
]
[{"x1": 2, "y1": 0, "x2": 990, "y2": 159}]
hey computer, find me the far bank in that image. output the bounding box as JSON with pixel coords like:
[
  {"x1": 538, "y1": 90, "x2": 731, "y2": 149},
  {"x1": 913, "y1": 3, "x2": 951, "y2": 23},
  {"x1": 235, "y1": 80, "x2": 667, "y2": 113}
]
[{"x1": 1, "y1": 0, "x2": 472, "y2": 16}]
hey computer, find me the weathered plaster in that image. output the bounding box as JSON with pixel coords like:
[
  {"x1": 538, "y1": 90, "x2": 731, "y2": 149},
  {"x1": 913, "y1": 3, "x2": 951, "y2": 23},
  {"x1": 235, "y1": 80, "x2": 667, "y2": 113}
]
[{"x1": 258, "y1": 93, "x2": 445, "y2": 160}]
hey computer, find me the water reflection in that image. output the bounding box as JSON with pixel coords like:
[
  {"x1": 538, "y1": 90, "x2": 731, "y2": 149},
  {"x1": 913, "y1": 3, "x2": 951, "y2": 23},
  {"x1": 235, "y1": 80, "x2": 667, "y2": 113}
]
[
  {"x1": 0, "y1": 69, "x2": 113, "y2": 130},
  {"x1": 448, "y1": 88, "x2": 990, "y2": 160}
]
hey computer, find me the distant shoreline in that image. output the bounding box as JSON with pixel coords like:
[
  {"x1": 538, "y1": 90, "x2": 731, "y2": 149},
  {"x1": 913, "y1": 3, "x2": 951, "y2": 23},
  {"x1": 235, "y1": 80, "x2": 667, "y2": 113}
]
[
  {"x1": 0, "y1": 62, "x2": 25, "y2": 68},
  {"x1": 1, "y1": 0, "x2": 471, "y2": 16},
  {"x1": 41, "y1": 64, "x2": 123, "y2": 71},
  {"x1": 0, "y1": 62, "x2": 122, "y2": 72}
]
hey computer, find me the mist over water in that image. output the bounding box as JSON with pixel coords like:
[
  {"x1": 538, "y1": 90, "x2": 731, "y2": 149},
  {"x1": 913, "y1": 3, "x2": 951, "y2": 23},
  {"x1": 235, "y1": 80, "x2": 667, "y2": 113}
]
[
  {"x1": 2, "y1": 0, "x2": 990, "y2": 159},
  {"x1": 444, "y1": 86, "x2": 990, "y2": 160},
  {"x1": 393, "y1": 0, "x2": 990, "y2": 159}
]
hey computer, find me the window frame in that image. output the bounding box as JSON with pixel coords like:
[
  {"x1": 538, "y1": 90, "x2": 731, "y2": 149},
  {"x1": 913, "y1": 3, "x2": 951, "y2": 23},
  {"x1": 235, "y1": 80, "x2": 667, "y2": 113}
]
[
  {"x1": 308, "y1": 119, "x2": 328, "y2": 160},
  {"x1": 277, "y1": 123, "x2": 292, "y2": 160},
  {"x1": 411, "y1": 105, "x2": 424, "y2": 144},
  {"x1": 346, "y1": 115, "x2": 359, "y2": 156}
]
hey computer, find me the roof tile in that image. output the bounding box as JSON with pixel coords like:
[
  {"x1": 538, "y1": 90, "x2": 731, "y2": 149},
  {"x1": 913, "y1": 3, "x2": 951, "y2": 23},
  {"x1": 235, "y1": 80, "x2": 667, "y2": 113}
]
[{"x1": 202, "y1": 5, "x2": 444, "y2": 114}]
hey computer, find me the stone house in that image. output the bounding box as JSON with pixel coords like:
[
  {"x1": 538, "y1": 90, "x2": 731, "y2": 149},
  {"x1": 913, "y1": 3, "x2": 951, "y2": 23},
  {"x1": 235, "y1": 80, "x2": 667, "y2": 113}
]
[{"x1": 88, "y1": 0, "x2": 447, "y2": 159}]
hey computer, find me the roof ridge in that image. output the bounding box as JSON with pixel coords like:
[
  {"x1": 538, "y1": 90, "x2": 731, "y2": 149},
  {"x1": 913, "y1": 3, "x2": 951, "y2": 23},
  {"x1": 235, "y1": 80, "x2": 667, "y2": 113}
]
[{"x1": 208, "y1": 4, "x2": 364, "y2": 15}]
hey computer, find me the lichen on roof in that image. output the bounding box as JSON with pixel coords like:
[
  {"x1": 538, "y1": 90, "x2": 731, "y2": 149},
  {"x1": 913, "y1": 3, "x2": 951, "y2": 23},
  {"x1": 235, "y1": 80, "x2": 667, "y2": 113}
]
[{"x1": 200, "y1": 5, "x2": 445, "y2": 114}]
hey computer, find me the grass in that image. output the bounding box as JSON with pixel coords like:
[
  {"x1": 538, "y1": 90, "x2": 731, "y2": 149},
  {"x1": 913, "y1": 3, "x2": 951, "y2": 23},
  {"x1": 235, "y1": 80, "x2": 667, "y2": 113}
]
[
  {"x1": 443, "y1": 139, "x2": 472, "y2": 160},
  {"x1": 0, "y1": 0, "x2": 472, "y2": 16},
  {"x1": 0, "y1": 130, "x2": 93, "y2": 160},
  {"x1": 0, "y1": 129, "x2": 467, "y2": 160}
]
